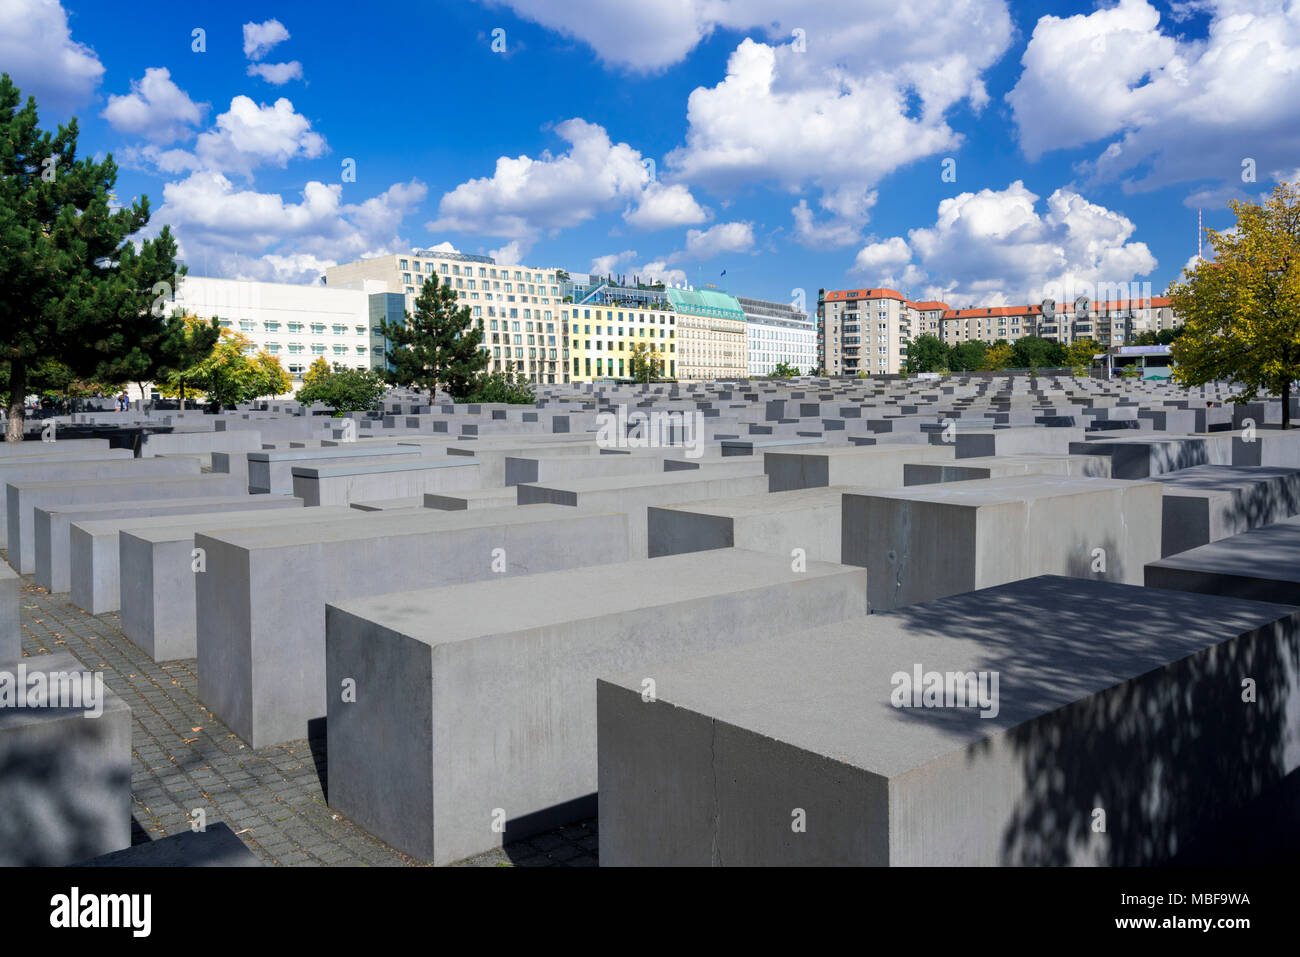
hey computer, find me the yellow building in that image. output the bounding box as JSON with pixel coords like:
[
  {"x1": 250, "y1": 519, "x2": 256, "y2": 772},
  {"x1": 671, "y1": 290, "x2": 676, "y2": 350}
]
[{"x1": 563, "y1": 297, "x2": 677, "y2": 382}]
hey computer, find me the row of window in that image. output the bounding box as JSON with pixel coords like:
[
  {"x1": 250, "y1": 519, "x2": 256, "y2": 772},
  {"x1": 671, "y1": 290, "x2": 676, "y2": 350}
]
[{"x1": 398, "y1": 259, "x2": 556, "y2": 288}]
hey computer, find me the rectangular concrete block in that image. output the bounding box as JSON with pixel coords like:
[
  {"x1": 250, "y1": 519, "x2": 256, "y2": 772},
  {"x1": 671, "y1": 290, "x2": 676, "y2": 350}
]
[
  {"x1": 843, "y1": 475, "x2": 1162, "y2": 611},
  {"x1": 117, "y1": 505, "x2": 350, "y2": 662},
  {"x1": 0, "y1": 450, "x2": 159, "y2": 545},
  {"x1": 291, "y1": 458, "x2": 481, "y2": 506},
  {"x1": 903, "y1": 453, "x2": 1110, "y2": 486},
  {"x1": 248, "y1": 445, "x2": 423, "y2": 494},
  {"x1": 76, "y1": 821, "x2": 260, "y2": 866},
  {"x1": 1144, "y1": 515, "x2": 1300, "y2": 605},
  {"x1": 69, "y1": 499, "x2": 305, "y2": 615},
  {"x1": 648, "y1": 486, "x2": 858, "y2": 562},
  {"x1": 197, "y1": 507, "x2": 633, "y2": 748},
  {"x1": 1154, "y1": 465, "x2": 1300, "y2": 556},
  {"x1": 516, "y1": 469, "x2": 769, "y2": 557},
  {"x1": 0, "y1": 560, "x2": 18, "y2": 665},
  {"x1": 765, "y1": 444, "x2": 956, "y2": 493},
  {"x1": 36, "y1": 494, "x2": 308, "y2": 594},
  {"x1": 8, "y1": 472, "x2": 244, "y2": 573},
  {"x1": 596, "y1": 576, "x2": 1300, "y2": 865},
  {"x1": 0, "y1": 653, "x2": 132, "y2": 865},
  {"x1": 325, "y1": 548, "x2": 868, "y2": 865}
]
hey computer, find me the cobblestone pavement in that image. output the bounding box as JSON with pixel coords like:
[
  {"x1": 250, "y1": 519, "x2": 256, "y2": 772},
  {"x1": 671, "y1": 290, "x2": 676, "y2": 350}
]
[{"x1": 11, "y1": 557, "x2": 598, "y2": 867}]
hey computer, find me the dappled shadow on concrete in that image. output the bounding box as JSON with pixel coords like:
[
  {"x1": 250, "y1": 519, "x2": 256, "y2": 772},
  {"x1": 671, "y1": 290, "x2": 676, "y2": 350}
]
[{"x1": 888, "y1": 577, "x2": 1300, "y2": 866}]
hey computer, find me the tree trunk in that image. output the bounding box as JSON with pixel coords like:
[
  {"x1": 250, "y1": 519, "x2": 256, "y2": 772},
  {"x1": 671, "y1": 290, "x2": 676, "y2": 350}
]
[
  {"x1": 179, "y1": 379, "x2": 186, "y2": 411},
  {"x1": 6, "y1": 360, "x2": 26, "y2": 442},
  {"x1": 1284, "y1": 378, "x2": 1292, "y2": 430}
]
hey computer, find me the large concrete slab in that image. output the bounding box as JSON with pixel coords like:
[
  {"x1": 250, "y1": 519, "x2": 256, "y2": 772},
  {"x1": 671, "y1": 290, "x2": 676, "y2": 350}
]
[
  {"x1": 291, "y1": 458, "x2": 481, "y2": 506},
  {"x1": 0, "y1": 450, "x2": 162, "y2": 545},
  {"x1": 516, "y1": 469, "x2": 769, "y2": 558},
  {"x1": 325, "y1": 548, "x2": 868, "y2": 865},
  {"x1": 1154, "y1": 465, "x2": 1300, "y2": 556},
  {"x1": 36, "y1": 494, "x2": 307, "y2": 594},
  {"x1": 1144, "y1": 515, "x2": 1300, "y2": 605},
  {"x1": 903, "y1": 453, "x2": 1110, "y2": 486},
  {"x1": 0, "y1": 653, "x2": 133, "y2": 865},
  {"x1": 0, "y1": 560, "x2": 18, "y2": 664},
  {"x1": 7, "y1": 472, "x2": 244, "y2": 573},
  {"x1": 117, "y1": 505, "x2": 354, "y2": 662},
  {"x1": 76, "y1": 822, "x2": 260, "y2": 866},
  {"x1": 843, "y1": 475, "x2": 1162, "y2": 611},
  {"x1": 197, "y1": 506, "x2": 632, "y2": 748},
  {"x1": 248, "y1": 444, "x2": 423, "y2": 494},
  {"x1": 596, "y1": 576, "x2": 1300, "y2": 865},
  {"x1": 648, "y1": 486, "x2": 862, "y2": 562},
  {"x1": 765, "y1": 444, "x2": 957, "y2": 493}
]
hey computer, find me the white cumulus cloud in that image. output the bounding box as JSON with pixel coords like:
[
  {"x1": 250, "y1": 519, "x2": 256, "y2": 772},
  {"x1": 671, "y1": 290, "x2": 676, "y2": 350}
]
[
  {"x1": 247, "y1": 61, "x2": 304, "y2": 85},
  {"x1": 0, "y1": 0, "x2": 104, "y2": 111},
  {"x1": 102, "y1": 68, "x2": 203, "y2": 144},
  {"x1": 243, "y1": 19, "x2": 291, "y2": 60}
]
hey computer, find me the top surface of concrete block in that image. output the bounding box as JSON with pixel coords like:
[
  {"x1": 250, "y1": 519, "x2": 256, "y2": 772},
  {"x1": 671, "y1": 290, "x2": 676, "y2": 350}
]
[
  {"x1": 851, "y1": 473, "x2": 1156, "y2": 507},
  {"x1": 290, "y1": 457, "x2": 478, "y2": 478},
  {"x1": 330, "y1": 548, "x2": 864, "y2": 647},
  {"x1": 198, "y1": 502, "x2": 593, "y2": 549},
  {"x1": 598, "y1": 575, "x2": 1299, "y2": 777}
]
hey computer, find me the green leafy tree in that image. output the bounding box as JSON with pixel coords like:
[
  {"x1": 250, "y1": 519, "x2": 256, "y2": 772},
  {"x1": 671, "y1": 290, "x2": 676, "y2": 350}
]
[
  {"x1": 380, "y1": 274, "x2": 488, "y2": 398},
  {"x1": 302, "y1": 355, "x2": 331, "y2": 389},
  {"x1": 463, "y1": 370, "x2": 535, "y2": 404},
  {"x1": 1011, "y1": 335, "x2": 1067, "y2": 369},
  {"x1": 906, "y1": 334, "x2": 948, "y2": 373},
  {"x1": 983, "y1": 341, "x2": 1014, "y2": 370},
  {"x1": 173, "y1": 328, "x2": 290, "y2": 407},
  {"x1": 771, "y1": 361, "x2": 799, "y2": 378},
  {"x1": 104, "y1": 312, "x2": 219, "y2": 409},
  {"x1": 294, "y1": 363, "x2": 388, "y2": 413},
  {"x1": 1171, "y1": 182, "x2": 1300, "y2": 428},
  {"x1": 949, "y1": 340, "x2": 988, "y2": 372},
  {"x1": 0, "y1": 74, "x2": 183, "y2": 440},
  {"x1": 629, "y1": 342, "x2": 664, "y2": 383},
  {"x1": 1066, "y1": 337, "x2": 1102, "y2": 369}
]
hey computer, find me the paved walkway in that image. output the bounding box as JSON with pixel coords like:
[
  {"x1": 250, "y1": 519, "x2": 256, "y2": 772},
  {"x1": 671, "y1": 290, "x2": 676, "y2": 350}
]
[{"x1": 12, "y1": 559, "x2": 597, "y2": 867}]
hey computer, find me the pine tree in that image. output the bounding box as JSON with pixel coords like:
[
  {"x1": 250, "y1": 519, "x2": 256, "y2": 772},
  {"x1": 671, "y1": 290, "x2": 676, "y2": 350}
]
[
  {"x1": 0, "y1": 73, "x2": 183, "y2": 440},
  {"x1": 1171, "y1": 182, "x2": 1300, "y2": 428},
  {"x1": 380, "y1": 275, "x2": 488, "y2": 398}
]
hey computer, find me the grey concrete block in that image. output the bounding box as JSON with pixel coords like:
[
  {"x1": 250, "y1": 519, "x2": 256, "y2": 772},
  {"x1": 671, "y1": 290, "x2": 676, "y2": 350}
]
[
  {"x1": 197, "y1": 506, "x2": 632, "y2": 748},
  {"x1": 0, "y1": 560, "x2": 18, "y2": 665},
  {"x1": 290, "y1": 458, "x2": 481, "y2": 506},
  {"x1": 1144, "y1": 515, "x2": 1300, "y2": 604},
  {"x1": 648, "y1": 486, "x2": 859, "y2": 561},
  {"x1": 765, "y1": 444, "x2": 956, "y2": 492},
  {"x1": 248, "y1": 445, "x2": 423, "y2": 494},
  {"x1": 117, "y1": 505, "x2": 351, "y2": 662},
  {"x1": 325, "y1": 548, "x2": 868, "y2": 865},
  {"x1": 843, "y1": 475, "x2": 1162, "y2": 611},
  {"x1": 76, "y1": 822, "x2": 260, "y2": 867},
  {"x1": 903, "y1": 453, "x2": 1110, "y2": 486},
  {"x1": 516, "y1": 469, "x2": 769, "y2": 557},
  {"x1": 69, "y1": 500, "x2": 305, "y2": 615},
  {"x1": 36, "y1": 494, "x2": 308, "y2": 594},
  {"x1": 8, "y1": 472, "x2": 244, "y2": 573},
  {"x1": 596, "y1": 576, "x2": 1300, "y2": 865},
  {"x1": 0, "y1": 450, "x2": 155, "y2": 545},
  {"x1": 0, "y1": 653, "x2": 132, "y2": 865},
  {"x1": 1154, "y1": 465, "x2": 1300, "y2": 556}
]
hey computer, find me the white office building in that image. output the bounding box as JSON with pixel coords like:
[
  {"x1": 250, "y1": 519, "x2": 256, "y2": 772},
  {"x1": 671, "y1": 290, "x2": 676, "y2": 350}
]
[
  {"x1": 175, "y1": 276, "x2": 377, "y2": 384},
  {"x1": 737, "y1": 296, "x2": 816, "y2": 377}
]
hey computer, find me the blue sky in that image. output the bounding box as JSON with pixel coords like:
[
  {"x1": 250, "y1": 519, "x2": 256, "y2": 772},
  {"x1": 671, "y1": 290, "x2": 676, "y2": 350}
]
[{"x1": 5, "y1": 0, "x2": 1297, "y2": 310}]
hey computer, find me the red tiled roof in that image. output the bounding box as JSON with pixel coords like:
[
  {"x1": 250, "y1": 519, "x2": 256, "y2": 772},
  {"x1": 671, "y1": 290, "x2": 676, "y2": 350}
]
[{"x1": 824, "y1": 288, "x2": 906, "y2": 302}]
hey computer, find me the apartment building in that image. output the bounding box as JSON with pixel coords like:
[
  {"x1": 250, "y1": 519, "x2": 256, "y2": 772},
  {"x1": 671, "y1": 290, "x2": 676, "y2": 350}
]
[
  {"x1": 561, "y1": 278, "x2": 677, "y2": 381},
  {"x1": 818, "y1": 288, "x2": 914, "y2": 376},
  {"x1": 667, "y1": 288, "x2": 748, "y2": 380},
  {"x1": 939, "y1": 296, "x2": 1180, "y2": 348},
  {"x1": 174, "y1": 276, "x2": 375, "y2": 383},
  {"x1": 325, "y1": 249, "x2": 569, "y2": 384},
  {"x1": 737, "y1": 296, "x2": 816, "y2": 376}
]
